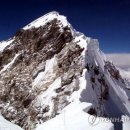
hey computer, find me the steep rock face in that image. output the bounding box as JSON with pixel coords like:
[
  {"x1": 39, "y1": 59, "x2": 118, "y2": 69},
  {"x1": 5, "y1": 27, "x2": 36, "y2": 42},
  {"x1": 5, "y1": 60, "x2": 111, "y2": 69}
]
[
  {"x1": 0, "y1": 12, "x2": 130, "y2": 130},
  {"x1": 0, "y1": 12, "x2": 83, "y2": 129}
]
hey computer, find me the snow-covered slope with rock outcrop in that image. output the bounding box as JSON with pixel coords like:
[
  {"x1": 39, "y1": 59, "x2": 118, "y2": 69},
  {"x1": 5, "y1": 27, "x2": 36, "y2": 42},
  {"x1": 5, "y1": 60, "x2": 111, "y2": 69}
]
[
  {"x1": 107, "y1": 54, "x2": 130, "y2": 88},
  {"x1": 0, "y1": 11, "x2": 130, "y2": 130},
  {"x1": 0, "y1": 115, "x2": 23, "y2": 130}
]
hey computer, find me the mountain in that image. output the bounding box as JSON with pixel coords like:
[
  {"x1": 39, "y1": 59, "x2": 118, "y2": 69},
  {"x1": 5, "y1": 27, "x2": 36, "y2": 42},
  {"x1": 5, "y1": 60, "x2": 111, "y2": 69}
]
[
  {"x1": 0, "y1": 11, "x2": 130, "y2": 130},
  {"x1": 106, "y1": 54, "x2": 130, "y2": 90}
]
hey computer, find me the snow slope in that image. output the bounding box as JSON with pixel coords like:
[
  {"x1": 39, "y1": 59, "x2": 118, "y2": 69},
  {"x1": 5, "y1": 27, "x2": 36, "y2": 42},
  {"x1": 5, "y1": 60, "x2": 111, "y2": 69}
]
[
  {"x1": 0, "y1": 38, "x2": 14, "y2": 52},
  {"x1": 36, "y1": 102, "x2": 114, "y2": 130},
  {"x1": 34, "y1": 32, "x2": 130, "y2": 130},
  {"x1": 0, "y1": 115, "x2": 23, "y2": 130},
  {"x1": 122, "y1": 115, "x2": 130, "y2": 130}
]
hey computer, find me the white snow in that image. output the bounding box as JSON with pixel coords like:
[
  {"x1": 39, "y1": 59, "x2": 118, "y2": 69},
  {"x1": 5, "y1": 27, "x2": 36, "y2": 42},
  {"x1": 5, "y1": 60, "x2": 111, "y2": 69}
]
[
  {"x1": 35, "y1": 102, "x2": 114, "y2": 130},
  {"x1": 0, "y1": 115, "x2": 23, "y2": 130},
  {"x1": 77, "y1": 34, "x2": 130, "y2": 129},
  {"x1": 32, "y1": 56, "x2": 58, "y2": 88},
  {"x1": 87, "y1": 39, "x2": 106, "y2": 71},
  {"x1": 33, "y1": 71, "x2": 45, "y2": 87},
  {"x1": 75, "y1": 34, "x2": 90, "y2": 50},
  {"x1": 122, "y1": 115, "x2": 130, "y2": 130},
  {"x1": 105, "y1": 72, "x2": 130, "y2": 114},
  {"x1": 34, "y1": 33, "x2": 115, "y2": 130},
  {"x1": 36, "y1": 77, "x2": 61, "y2": 116},
  {"x1": 23, "y1": 11, "x2": 70, "y2": 32},
  {"x1": 70, "y1": 70, "x2": 87, "y2": 102},
  {"x1": 0, "y1": 38, "x2": 14, "y2": 52},
  {"x1": 120, "y1": 69, "x2": 130, "y2": 82},
  {"x1": 0, "y1": 53, "x2": 19, "y2": 74},
  {"x1": 32, "y1": 56, "x2": 61, "y2": 116}
]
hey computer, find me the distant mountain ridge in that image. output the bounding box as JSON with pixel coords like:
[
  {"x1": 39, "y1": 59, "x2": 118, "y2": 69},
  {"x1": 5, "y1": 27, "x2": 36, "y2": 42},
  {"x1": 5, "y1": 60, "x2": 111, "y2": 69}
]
[{"x1": 107, "y1": 54, "x2": 130, "y2": 70}]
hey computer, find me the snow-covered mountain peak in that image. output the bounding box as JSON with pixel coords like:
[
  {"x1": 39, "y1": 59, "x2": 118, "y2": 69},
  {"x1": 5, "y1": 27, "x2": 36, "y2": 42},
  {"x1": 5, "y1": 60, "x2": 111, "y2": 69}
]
[
  {"x1": 0, "y1": 11, "x2": 130, "y2": 130},
  {"x1": 23, "y1": 11, "x2": 70, "y2": 31}
]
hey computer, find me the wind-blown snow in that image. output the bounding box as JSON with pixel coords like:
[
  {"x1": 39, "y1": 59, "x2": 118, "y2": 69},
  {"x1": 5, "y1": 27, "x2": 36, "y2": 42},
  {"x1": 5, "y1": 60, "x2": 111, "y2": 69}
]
[{"x1": 0, "y1": 38, "x2": 14, "y2": 52}]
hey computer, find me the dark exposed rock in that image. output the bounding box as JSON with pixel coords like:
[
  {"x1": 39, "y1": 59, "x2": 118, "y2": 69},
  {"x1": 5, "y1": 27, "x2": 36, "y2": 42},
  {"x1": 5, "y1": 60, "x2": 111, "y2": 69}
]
[
  {"x1": 88, "y1": 108, "x2": 97, "y2": 115},
  {"x1": 85, "y1": 63, "x2": 90, "y2": 71},
  {"x1": 61, "y1": 75, "x2": 75, "y2": 86},
  {"x1": 101, "y1": 87, "x2": 109, "y2": 100},
  {"x1": 57, "y1": 44, "x2": 84, "y2": 73},
  {"x1": 85, "y1": 50, "x2": 110, "y2": 116},
  {"x1": 22, "y1": 99, "x2": 32, "y2": 108},
  {"x1": 91, "y1": 77, "x2": 95, "y2": 83},
  {"x1": 0, "y1": 49, "x2": 15, "y2": 69},
  {"x1": 64, "y1": 91, "x2": 71, "y2": 96},
  {"x1": 55, "y1": 87, "x2": 64, "y2": 93},
  {"x1": 0, "y1": 16, "x2": 82, "y2": 130},
  {"x1": 94, "y1": 66, "x2": 100, "y2": 75},
  {"x1": 43, "y1": 105, "x2": 50, "y2": 113},
  {"x1": 104, "y1": 61, "x2": 121, "y2": 81}
]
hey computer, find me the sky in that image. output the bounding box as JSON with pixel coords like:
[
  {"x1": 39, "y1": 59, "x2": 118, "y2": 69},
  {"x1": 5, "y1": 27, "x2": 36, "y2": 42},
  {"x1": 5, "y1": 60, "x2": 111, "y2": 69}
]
[{"x1": 0, "y1": 0, "x2": 130, "y2": 53}]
